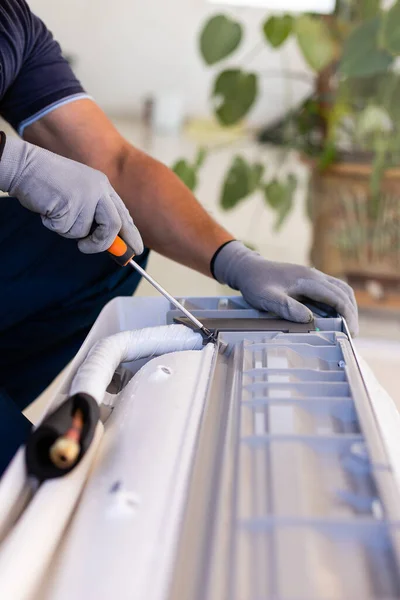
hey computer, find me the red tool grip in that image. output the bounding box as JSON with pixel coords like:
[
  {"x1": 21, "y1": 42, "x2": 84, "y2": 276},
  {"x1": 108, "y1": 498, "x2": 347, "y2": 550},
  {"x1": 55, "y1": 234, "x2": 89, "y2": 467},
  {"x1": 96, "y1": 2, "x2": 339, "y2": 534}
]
[{"x1": 107, "y1": 235, "x2": 135, "y2": 266}]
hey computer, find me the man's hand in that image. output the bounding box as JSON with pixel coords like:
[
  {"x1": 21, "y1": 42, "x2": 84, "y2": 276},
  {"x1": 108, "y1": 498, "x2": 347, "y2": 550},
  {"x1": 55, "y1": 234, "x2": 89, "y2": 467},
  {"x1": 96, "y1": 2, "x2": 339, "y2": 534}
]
[
  {"x1": 214, "y1": 241, "x2": 359, "y2": 335},
  {"x1": 0, "y1": 135, "x2": 143, "y2": 254}
]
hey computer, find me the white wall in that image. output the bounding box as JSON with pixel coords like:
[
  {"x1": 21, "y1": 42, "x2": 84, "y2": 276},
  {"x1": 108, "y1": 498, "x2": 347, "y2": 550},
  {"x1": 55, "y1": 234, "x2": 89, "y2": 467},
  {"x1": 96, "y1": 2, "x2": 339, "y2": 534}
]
[{"x1": 28, "y1": 0, "x2": 310, "y2": 123}]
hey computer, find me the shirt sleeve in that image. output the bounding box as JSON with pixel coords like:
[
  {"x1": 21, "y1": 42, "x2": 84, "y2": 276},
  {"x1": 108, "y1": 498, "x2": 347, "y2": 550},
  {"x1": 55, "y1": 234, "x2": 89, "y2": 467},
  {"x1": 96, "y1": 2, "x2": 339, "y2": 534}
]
[{"x1": 0, "y1": 2, "x2": 89, "y2": 136}]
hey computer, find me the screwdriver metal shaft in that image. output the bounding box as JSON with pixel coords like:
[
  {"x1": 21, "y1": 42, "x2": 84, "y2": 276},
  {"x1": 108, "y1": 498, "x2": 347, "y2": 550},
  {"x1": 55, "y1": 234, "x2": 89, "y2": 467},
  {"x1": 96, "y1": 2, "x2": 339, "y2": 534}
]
[
  {"x1": 107, "y1": 235, "x2": 218, "y2": 344},
  {"x1": 127, "y1": 259, "x2": 217, "y2": 343}
]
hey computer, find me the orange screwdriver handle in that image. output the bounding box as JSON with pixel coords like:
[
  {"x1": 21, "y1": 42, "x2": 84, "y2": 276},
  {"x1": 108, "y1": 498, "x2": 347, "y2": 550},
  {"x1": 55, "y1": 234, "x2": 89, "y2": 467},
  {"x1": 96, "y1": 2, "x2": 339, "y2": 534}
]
[{"x1": 107, "y1": 235, "x2": 135, "y2": 266}]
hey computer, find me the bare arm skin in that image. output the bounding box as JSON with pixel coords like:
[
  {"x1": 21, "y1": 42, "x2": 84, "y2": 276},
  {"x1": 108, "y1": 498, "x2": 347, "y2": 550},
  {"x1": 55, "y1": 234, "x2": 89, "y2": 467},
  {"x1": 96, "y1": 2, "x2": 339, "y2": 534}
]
[{"x1": 24, "y1": 98, "x2": 233, "y2": 276}]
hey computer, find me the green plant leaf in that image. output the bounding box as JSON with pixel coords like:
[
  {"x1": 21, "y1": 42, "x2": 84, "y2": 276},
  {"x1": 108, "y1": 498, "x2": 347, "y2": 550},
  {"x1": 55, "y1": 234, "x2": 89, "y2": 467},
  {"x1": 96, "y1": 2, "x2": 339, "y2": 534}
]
[
  {"x1": 361, "y1": 0, "x2": 380, "y2": 20},
  {"x1": 220, "y1": 157, "x2": 251, "y2": 210},
  {"x1": 262, "y1": 15, "x2": 293, "y2": 48},
  {"x1": 381, "y1": 0, "x2": 400, "y2": 55},
  {"x1": 172, "y1": 159, "x2": 197, "y2": 191},
  {"x1": 378, "y1": 73, "x2": 400, "y2": 124},
  {"x1": 340, "y1": 17, "x2": 393, "y2": 78},
  {"x1": 264, "y1": 174, "x2": 297, "y2": 230},
  {"x1": 295, "y1": 16, "x2": 336, "y2": 72},
  {"x1": 220, "y1": 156, "x2": 262, "y2": 210},
  {"x1": 195, "y1": 147, "x2": 207, "y2": 169},
  {"x1": 250, "y1": 162, "x2": 265, "y2": 189},
  {"x1": 318, "y1": 143, "x2": 337, "y2": 171},
  {"x1": 213, "y1": 69, "x2": 258, "y2": 125},
  {"x1": 199, "y1": 15, "x2": 243, "y2": 65}
]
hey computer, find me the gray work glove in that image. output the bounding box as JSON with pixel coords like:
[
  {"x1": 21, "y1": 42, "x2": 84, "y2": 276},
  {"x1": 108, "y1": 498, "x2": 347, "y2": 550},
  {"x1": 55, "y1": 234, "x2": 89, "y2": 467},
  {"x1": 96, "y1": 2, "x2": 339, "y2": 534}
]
[
  {"x1": 0, "y1": 135, "x2": 143, "y2": 255},
  {"x1": 213, "y1": 241, "x2": 359, "y2": 335}
]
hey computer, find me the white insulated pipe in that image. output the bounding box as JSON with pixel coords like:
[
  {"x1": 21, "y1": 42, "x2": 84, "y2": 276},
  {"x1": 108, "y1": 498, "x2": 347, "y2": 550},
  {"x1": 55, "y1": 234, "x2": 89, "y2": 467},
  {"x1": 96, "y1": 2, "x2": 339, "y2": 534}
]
[{"x1": 70, "y1": 325, "x2": 203, "y2": 405}]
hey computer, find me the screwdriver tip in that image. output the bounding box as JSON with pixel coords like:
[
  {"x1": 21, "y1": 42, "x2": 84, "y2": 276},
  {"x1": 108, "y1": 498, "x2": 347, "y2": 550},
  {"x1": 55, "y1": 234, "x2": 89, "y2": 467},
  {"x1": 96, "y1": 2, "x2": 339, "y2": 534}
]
[{"x1": 200, "y1": 327, "x2": 218, "y2": 345}]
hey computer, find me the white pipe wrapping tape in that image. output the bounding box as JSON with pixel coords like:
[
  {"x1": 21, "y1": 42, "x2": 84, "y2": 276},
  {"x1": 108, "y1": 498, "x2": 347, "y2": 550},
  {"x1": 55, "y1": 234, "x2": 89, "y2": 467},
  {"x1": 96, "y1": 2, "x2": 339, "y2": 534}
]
[
  {"x1": 70, "y1": 324, "x2": 203, "y2": 405},
  {"x1": 0, "y1": 422, "x2": 104, "y2": 600}
]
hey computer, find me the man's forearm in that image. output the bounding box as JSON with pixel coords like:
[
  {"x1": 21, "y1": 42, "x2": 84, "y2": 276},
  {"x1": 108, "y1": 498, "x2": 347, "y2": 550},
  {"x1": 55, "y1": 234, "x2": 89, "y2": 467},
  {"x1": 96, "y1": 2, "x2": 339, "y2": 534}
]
[{"x1": 110, "y1": 145, "x2": 233, "y2": 276}]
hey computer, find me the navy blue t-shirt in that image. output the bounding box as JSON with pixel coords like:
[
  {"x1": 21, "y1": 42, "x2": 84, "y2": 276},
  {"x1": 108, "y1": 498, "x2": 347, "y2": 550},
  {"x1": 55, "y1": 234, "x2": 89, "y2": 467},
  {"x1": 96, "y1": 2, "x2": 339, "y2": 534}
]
[
  {"x1": 0, "y1": 0, "x2": 88, "y2": 134},
  {"x1": 0, "y1": 1, "x2": 148, "y2": 421}
]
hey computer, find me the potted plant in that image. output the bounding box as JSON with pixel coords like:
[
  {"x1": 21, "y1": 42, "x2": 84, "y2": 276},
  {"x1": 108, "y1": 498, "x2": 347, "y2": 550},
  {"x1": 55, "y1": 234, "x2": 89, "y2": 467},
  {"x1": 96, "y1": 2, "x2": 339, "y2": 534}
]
[{"x1": 174, "y1": 1, "x2": 400, "y2": 310}]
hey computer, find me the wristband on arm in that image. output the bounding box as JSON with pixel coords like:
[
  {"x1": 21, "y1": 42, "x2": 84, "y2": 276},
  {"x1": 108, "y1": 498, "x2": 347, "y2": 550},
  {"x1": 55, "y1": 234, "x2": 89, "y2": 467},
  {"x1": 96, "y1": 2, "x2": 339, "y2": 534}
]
[
  {"x1": 210, "y1": 239, "x2": 236, "y2": 280},
  {"x1": 0, "y1": 132, "x2": 7, "y2": 161}
]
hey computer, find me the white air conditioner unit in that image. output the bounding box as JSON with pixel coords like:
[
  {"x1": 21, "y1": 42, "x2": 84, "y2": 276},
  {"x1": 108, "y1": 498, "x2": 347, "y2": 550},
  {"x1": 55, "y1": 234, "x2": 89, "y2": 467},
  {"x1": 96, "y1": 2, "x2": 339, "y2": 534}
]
[{"x1": 208, "y1": 0, "x2": 336, "y2": 13}]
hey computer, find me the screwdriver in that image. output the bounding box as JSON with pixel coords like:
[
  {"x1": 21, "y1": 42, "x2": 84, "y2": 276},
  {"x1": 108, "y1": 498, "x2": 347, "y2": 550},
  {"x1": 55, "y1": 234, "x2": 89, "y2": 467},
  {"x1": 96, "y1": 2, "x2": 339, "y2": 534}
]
[{"x1": 107, "y1": 236, "x2": 218, "y2": 344}]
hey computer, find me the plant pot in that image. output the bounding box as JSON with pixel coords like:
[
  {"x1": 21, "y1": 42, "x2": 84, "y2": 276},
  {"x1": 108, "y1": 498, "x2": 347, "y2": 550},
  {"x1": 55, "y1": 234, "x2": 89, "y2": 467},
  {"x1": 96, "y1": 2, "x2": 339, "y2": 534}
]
[{"x1": 309, "y1": 161, "x2": 400, "y2": 312}]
